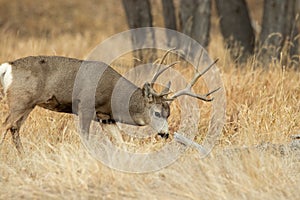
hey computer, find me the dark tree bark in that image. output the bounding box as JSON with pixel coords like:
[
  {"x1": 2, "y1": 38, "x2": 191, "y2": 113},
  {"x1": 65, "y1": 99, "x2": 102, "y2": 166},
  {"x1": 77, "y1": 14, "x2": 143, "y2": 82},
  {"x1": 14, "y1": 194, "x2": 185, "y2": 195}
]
[
  {"x1": 179, "y1": 0, "x2": 211, "y2": 48},
  {"x1": 122, "y1": 0, "x2": 153, "y2": 29},
  {"x1": 294, "y1": 0, "x2": 300, "y2": 67},
  {"x1": 259, "y1": 0, "x2": 298, "y2": 67},
  {"x1": 161, "y1": 0, "x2": 178, "y2": 47},
  {"x1": 162, "y1": 0, "x2": 177, "y2": 30},
  {"x1": 286, "y1": 0, "x2": 298, "y2": 67},
  {"x1": 122, "y1": 0, "x2": 155, "y2": 63},
  {"x1": 215, "y1": 0, "x2": 255, "y2": 63}
]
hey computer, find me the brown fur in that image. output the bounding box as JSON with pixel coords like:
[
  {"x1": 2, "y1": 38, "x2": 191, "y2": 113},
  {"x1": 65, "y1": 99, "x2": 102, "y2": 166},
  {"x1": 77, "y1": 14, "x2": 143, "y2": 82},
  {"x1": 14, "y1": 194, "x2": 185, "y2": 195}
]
[{"x1": 1, "y1": 56, "x2": 171, "y2": 153}]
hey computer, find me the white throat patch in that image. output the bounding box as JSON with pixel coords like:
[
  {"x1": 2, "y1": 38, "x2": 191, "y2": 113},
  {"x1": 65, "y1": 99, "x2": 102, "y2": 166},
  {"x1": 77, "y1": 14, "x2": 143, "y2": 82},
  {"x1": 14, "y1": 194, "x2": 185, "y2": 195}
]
[{"x1": 0, "y1": 63, "x2": 13, "y2": 93}]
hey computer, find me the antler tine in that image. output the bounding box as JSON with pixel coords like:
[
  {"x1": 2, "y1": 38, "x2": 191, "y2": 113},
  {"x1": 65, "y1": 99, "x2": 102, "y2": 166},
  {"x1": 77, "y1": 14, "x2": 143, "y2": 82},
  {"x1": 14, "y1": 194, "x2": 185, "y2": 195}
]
[
  {"x1": 159, "y1": 47, "x2": 177, "y2": 65},
  {"x1": 150, "y1": 48, "x2": 177, "y2": 87},
  {"x1": 186, "y1": 87, "x2": 221, "y2": 102},
  {"x1": 190, "y1": 58, "x2": 219, "y2": 88},
  {"x1": 171, "y1": 59, "x2": 219, "y2": 101},
  {"x1": 171, "y1": 89, "x2": 217, "y2": 102},
  {"x1": 150, "y1": 61, "x2": 179, "y2": 86},
  {"x1": 206, "y1": 87, "x2": 221, "y2": 96},
  {"x1": 160, "y1": 81, "x2": 172, "y2": 96},
  {"x1": 196, "y1": 49, "x2": 204, "y2": 72}
]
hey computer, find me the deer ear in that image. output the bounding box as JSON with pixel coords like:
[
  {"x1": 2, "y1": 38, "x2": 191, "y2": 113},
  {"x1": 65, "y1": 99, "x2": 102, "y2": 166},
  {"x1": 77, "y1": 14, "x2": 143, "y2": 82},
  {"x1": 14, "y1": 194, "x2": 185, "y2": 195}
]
[{"x1": 142, "y1": 83, "x2": 153, "y2": 101}]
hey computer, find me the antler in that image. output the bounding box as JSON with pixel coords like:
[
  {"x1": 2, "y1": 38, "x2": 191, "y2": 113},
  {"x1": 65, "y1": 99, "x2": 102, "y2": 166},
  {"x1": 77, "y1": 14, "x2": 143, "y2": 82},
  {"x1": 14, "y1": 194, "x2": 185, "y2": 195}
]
[
  {"x1": 147, "y1": 48, "x2": 178, "y2": 97},
  {"x1": 150, "y1": 48, "x2": 177, "y2": 87},
  {"x1": 147, "y1": 62, "x2": 178, "y2": 98},
  {"x1": 170, "y1": 59, "x2": 220, "y2": 102},
  {"x1": 150, "y1": 61, "x2": 179, "y2": 87}
]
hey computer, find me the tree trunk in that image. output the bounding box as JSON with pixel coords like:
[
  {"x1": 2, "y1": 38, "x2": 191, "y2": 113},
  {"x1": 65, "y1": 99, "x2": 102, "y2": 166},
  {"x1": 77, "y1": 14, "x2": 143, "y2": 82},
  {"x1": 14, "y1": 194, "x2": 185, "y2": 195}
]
[
  {"x1": 179, "y1": 0, "x2": 211, "y2": 48},
  {"x1": 162, "y1": 0, "x2": 177, "y2": 30},
  {"x1": 215, "y1": 0, "x2": 255, "y2": 63},
  {"x1": 259, "y1": 0, "x2": 297, "y2": 67},
  {"x1": 294, "y1": 0, "x2": 300, "y2": 68},
  {"x1": 286, "y1": 0, "x2": 298, "y2": 68},
  {"x1": 122, "y1": 0, "x2": 153, "y2": 28},
  {"x1": 161, "y1": 0, "x2": 178, "y2": 47},
  {"x1": 122, "y1": 0, "x2": 155, "y2": 63}
]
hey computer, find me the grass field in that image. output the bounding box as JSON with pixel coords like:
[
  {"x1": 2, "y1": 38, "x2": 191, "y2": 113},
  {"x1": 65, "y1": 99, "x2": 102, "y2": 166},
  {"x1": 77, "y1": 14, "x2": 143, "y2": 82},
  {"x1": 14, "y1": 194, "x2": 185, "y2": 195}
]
[{"x1": 0, "y1": 0, "x2": 299, "y2": 199}]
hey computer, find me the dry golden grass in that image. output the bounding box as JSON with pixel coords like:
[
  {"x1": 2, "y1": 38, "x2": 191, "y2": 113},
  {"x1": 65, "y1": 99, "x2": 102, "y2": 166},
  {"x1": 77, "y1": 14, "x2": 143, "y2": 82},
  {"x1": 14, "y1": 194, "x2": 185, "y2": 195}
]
[{"x1": 0, "y1": 0, "x2": 300, "y2": 199}]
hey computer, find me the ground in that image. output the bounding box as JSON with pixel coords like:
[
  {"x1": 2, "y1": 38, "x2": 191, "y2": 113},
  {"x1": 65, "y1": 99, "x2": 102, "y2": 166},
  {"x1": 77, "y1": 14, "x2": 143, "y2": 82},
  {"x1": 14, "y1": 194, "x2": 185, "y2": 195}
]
[{"x1": 0, "y1": 0, "x2": 299, "y2": 199}]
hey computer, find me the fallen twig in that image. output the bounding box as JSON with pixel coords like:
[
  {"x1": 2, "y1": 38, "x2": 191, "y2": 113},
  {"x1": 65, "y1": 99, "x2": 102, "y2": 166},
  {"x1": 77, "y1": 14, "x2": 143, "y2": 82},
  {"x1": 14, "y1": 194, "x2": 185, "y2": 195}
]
[{"x1": 174, "y1": 132, "x2": 207, "y2": 155}]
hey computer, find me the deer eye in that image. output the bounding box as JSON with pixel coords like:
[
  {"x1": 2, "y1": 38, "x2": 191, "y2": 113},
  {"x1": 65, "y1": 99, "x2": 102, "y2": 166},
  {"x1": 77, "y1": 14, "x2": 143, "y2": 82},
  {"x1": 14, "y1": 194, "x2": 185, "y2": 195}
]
[{"x1": 154, "y1": 112, "x2": 161, "y2": 118}]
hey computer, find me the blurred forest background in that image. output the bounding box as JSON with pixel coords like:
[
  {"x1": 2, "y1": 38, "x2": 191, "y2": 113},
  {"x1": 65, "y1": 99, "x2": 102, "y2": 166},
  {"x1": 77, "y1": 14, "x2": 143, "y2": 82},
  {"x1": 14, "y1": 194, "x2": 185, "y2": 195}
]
[{"x1": 1, "y1": 0, "x2": 299, "y2": 67}]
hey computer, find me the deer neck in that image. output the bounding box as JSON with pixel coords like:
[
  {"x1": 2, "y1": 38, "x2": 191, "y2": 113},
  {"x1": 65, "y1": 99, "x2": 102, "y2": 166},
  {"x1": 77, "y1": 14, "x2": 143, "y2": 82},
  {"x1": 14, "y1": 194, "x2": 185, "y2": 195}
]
[
  {"x1": 128, "y1": 88, "x2": 149, "y2": 125},
  {"x1": 110, "y1": 79, "x2": 147, "y2": 125}
]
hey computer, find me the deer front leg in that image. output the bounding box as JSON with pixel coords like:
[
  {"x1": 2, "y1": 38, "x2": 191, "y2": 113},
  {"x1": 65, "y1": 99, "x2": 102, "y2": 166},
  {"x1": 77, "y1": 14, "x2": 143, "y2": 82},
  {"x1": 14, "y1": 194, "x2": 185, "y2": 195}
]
[
  {"x1": 95, "y1": 113, "x2": 122, "y2": 143},
  {"x1": 100, "y1": 123, "x2": 124, "y2": 144},
  {"x1": 77, "y1": 99, "x2": 95, "y2": 141},
  {"x1": 78, "y1": 109, "x2": 94, "y2": 141}
]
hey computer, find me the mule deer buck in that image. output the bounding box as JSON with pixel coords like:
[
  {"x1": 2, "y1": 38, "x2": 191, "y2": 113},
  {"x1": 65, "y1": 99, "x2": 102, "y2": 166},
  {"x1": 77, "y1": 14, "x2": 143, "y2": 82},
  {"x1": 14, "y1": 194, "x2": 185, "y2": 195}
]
[{"x1": 0, "y1": 52, "x2": 218, "y2": 153}]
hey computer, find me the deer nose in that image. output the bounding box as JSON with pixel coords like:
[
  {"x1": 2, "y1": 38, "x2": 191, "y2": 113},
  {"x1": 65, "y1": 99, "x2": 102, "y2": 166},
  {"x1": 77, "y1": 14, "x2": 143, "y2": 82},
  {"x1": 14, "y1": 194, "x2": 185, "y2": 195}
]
[
  {"x1": 158, "y1": 132, "x2": 169, "y2": 139},
  {"x1": 157, "y1": 122, "x2": 169, "y2": 138},
  {"x1": 160, "y1": 121, "x2": 168, "y2": 133}
]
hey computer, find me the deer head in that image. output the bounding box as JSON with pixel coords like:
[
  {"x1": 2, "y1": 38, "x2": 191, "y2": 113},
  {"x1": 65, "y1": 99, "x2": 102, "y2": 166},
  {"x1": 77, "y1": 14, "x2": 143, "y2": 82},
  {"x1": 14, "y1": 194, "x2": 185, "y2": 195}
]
[{"x1": 125, "y1": 50, "x2": 219, "y2": 138}]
